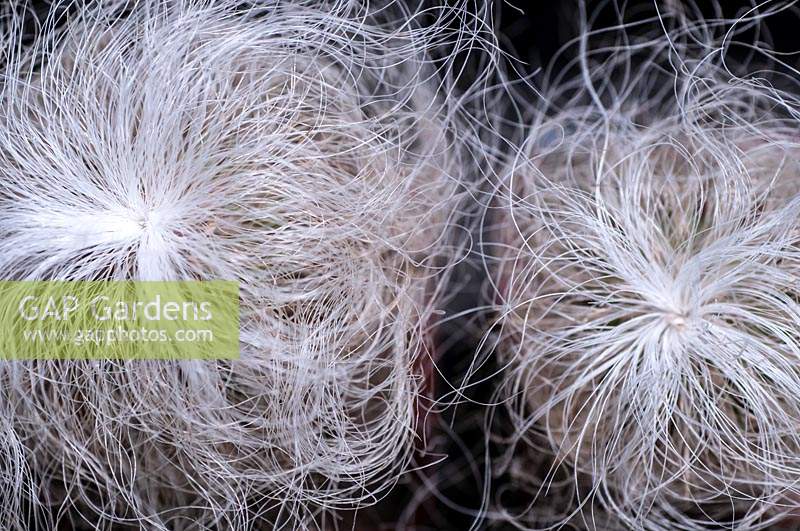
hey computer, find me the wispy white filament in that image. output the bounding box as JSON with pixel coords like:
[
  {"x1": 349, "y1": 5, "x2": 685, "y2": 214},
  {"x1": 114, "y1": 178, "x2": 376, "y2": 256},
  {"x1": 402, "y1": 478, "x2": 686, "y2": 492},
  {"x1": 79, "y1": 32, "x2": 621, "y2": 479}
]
[
  {"x1": 486, "y1": 3, "x2": 800, "y2": 530},
  {"x1": 0, "y1": 0, "x2": 481, "y2": 528}
]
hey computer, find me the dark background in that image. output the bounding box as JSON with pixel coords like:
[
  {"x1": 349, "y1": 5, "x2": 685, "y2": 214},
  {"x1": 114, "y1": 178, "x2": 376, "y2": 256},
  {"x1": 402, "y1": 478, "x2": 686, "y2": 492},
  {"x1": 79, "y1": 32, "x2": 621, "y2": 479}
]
[
  {"x1": 16, "y1": 0, "x2": 800, "y2": 529},
  {"x1": 497, "y1": 0, "x2": 800, "y2": 72}
]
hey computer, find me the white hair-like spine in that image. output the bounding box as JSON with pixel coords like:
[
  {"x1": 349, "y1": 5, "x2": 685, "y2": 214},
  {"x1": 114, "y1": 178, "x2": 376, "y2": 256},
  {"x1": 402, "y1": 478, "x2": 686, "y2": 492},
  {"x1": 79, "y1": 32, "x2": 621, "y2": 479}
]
[
  {"x1": 0, "y1": 0, "x2": 485, "y2": 528},
  {"x1": 486, "y1": 3, "x2": 800, "y2": 529}
]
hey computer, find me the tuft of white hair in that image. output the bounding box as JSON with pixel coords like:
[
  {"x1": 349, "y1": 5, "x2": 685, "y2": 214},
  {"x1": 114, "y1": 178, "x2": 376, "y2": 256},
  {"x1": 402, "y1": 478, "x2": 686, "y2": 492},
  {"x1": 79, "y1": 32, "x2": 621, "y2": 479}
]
[
  {"x1": 486, "y1": 3, "x2": 800, "y2": 529},
  {"x1": 0, "y1": 0, "x2": 482, "y2": 528}
]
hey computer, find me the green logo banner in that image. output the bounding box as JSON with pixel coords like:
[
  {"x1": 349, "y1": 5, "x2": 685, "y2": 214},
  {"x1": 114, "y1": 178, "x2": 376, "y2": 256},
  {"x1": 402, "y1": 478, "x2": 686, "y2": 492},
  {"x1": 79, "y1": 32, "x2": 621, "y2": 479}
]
[{"x1": 0, "y1": 281, "x2": 240, "y2": 360}]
